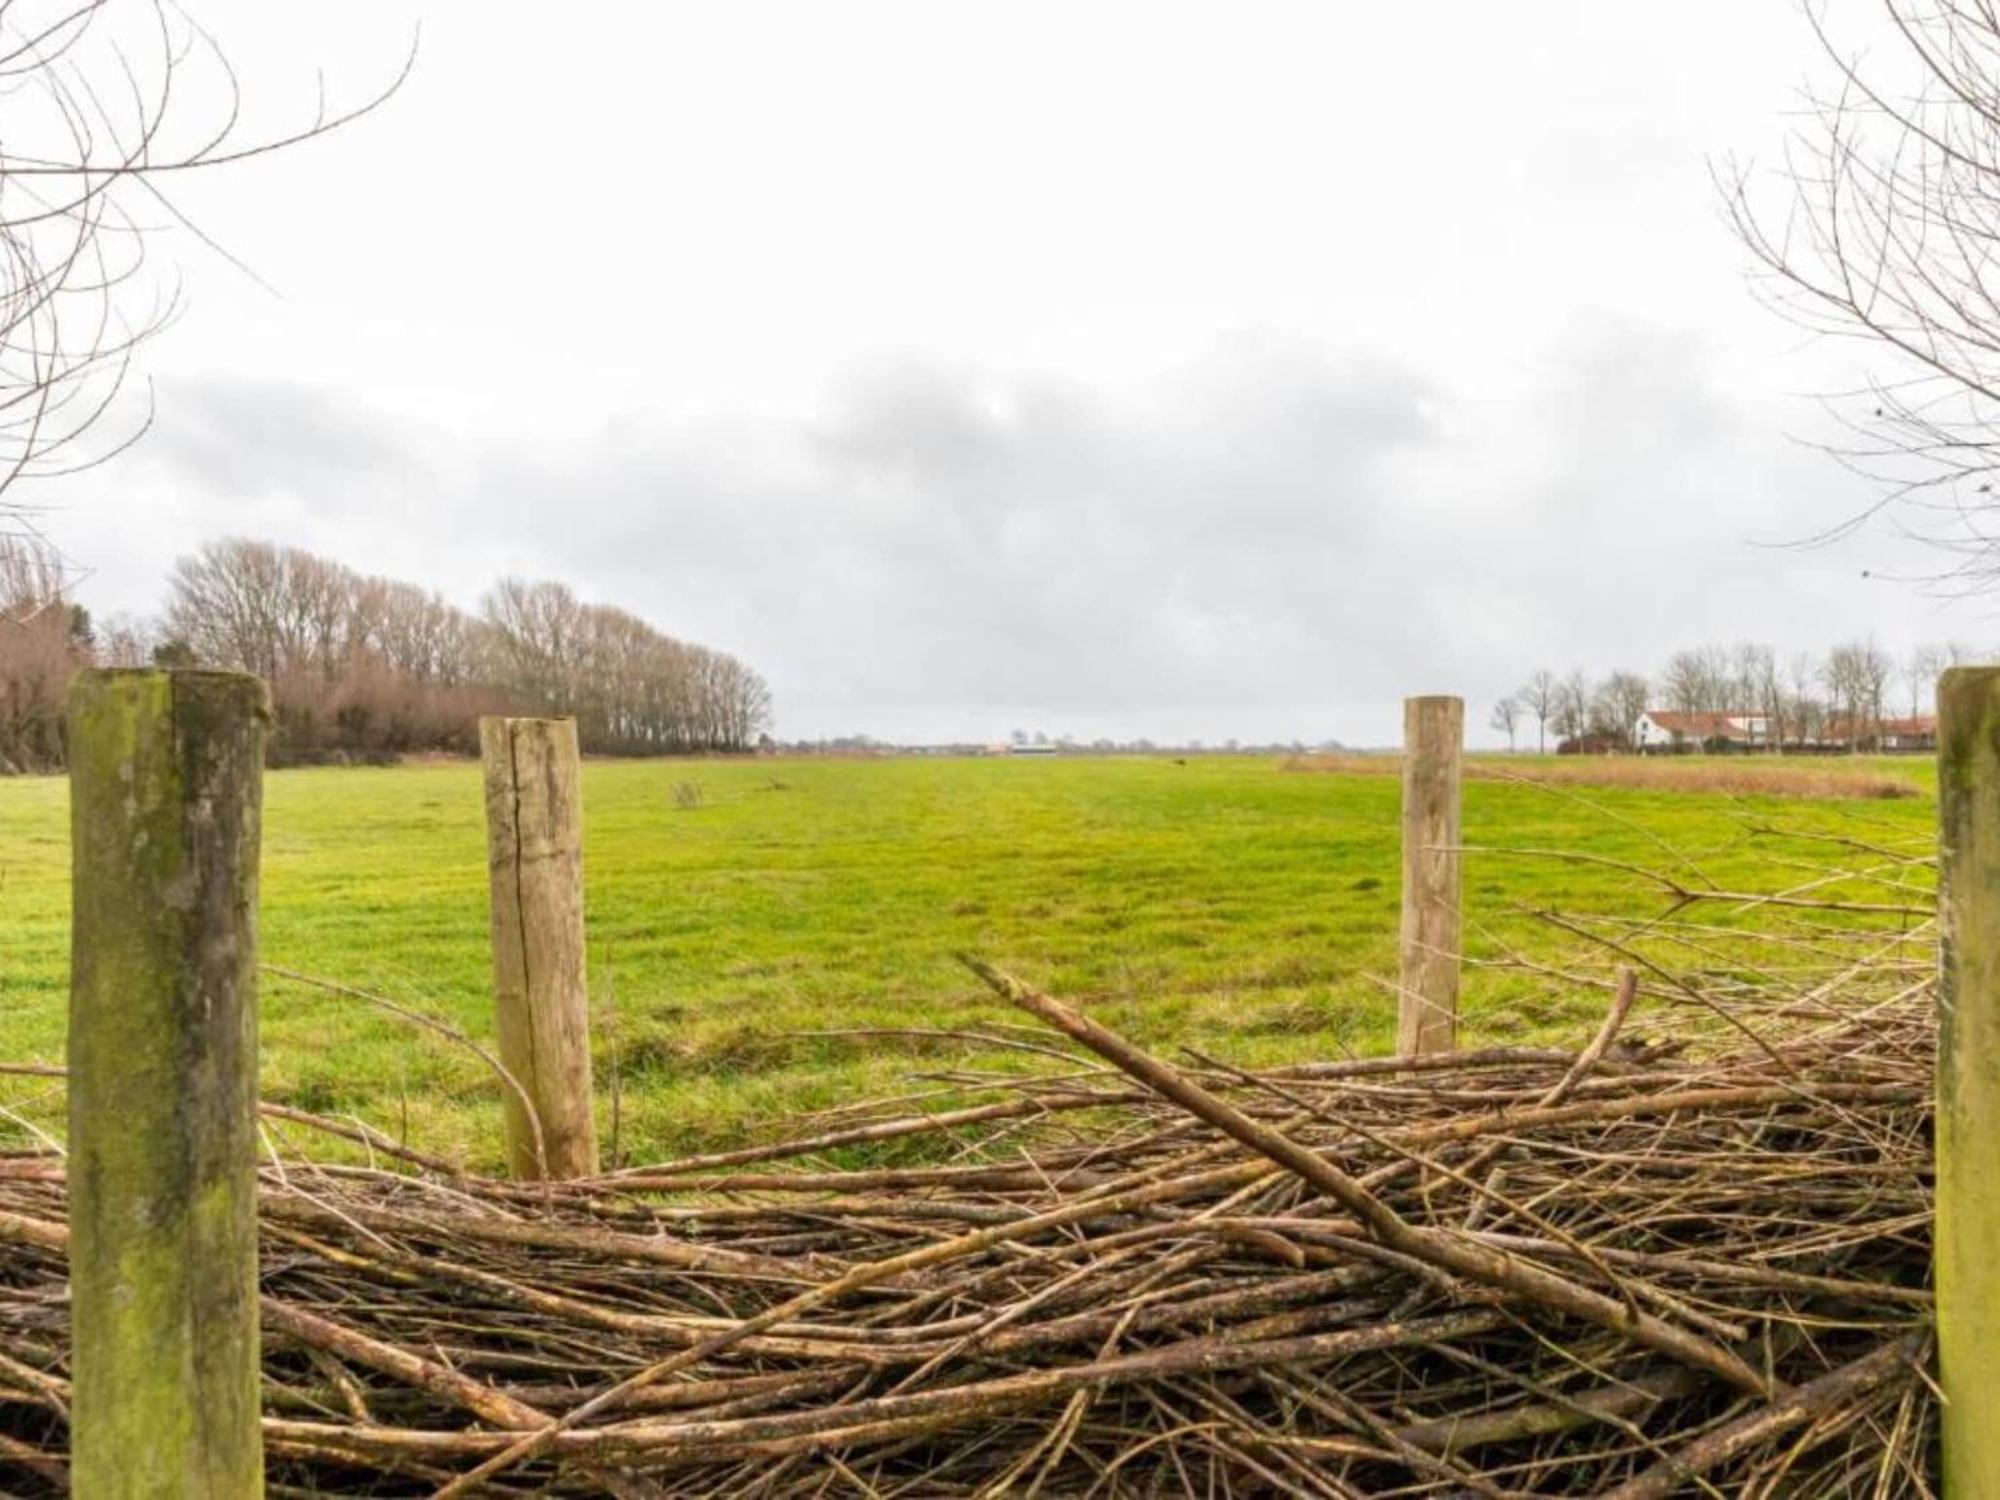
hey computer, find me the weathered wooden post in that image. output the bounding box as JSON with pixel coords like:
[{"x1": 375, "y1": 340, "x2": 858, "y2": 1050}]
[
  {"x1": 1398, "y1": 694, "x2": 1463, "y2": 1056},
  {"x1": 479, "y1": 715, "x2": 598, "y2": 1179},
  {"x1": 68, "y1": 668, "x2": 267, "y2": 1495},
  {"x1": 1937, "y1": 666, "x2": 2000, "y2": 1490}
]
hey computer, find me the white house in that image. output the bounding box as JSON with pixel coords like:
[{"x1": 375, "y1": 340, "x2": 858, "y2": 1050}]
[{"x1": 1633, "y1": 711, "x2": 1773, "y2": 753}]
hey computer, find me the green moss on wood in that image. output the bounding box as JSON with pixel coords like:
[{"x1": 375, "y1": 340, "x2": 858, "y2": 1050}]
[
  {"x1": 1935, "y1": 666, "x2": 2000, "y2": 1495},
  {"x1": 67, "y1": 669, "x2": 267, "y2": 1497}
]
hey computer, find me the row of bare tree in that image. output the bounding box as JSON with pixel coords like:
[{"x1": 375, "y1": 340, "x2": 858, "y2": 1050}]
[
  {"x1": 0, "y1": 535, "x2": 771, "y2": 770},
  {"x1": 1492, "y1": 641, "x2": 1959, "y2": 753}
]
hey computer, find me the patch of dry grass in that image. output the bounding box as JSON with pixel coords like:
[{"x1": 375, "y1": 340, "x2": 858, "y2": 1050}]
[{"x1": 1281, "y1": 752, "x2": 1922, "y2": 800}]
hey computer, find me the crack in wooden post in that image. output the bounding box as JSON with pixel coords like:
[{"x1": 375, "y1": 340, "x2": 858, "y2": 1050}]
[{"x1": 479, "y1": 715, "x2": 596, "y2": 1180}]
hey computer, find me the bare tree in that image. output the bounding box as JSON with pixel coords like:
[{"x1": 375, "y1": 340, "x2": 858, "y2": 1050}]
[
  {"x1": 1821, "y1": 645, "x2": 1860, "y2": 752},
  {"x1": 1820, "y1": 640, "x2": 1892, "y2": 751},
  {"x1": 1594, "y1": 671, "x2": 1650, "y2": 751},
  {"x1": 1552, "y1": 670, "x2": 1590, "y2": 748},
  {"x1": 1660, "y1": 650, "x2": 1710, "y2": 718},
  {"x1": 1854, "y1": 638, "x2": 1893, "y2": 746},
  {"x1": 1786, "y1": 651, "x2": 1822, "y2": 744},
  {"x1": 1733, "y1": 642, "x2": 1782, "y2": 750},
  {"x1": 1519, "y1": 670, "x2": 1558, "y2": 754},
  {"x1": 1488, "y1": 695, "x2": 1520, "y2": 753},
  {"x1": 92, "y1": 611, "x2": 154, "y2": 667},
  {"x1": 1724, "y1": 4, "x2": 2000, "y2": 584},
  {"x1": 1905, "y1": 643, "x2": 1949, "y2": 719},
  {"x1": 0, "y1": 3, "x2": 407, "y2": 534}
]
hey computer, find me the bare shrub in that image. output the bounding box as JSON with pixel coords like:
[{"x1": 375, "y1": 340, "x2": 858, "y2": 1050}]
[{"x1": 0, "y1": 535, "x2": 86, "y2": 771}]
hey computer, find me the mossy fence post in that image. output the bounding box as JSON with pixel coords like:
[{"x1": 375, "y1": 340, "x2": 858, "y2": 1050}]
[
  {"x1": 1937, "y1": 667, "x2": 2000, "y2": 1491},
  {"x1": 479, "y1": 715, "x2": 599, "y2": 1179},
  {"x1": 1398, "y1": 694, "x2": 1462, "y2": 1057},
  {"x1": 67, "y1": 668, "x2": 268, "y2": 1496}
]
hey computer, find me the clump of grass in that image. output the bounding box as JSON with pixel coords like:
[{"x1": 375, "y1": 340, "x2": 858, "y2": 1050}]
[
  {"x1": 671, "y1": 780, "x2": 705, "y2": 809},
  {"x1": 1281, "y1": 753, "x2": 1920, "y2": 800}
]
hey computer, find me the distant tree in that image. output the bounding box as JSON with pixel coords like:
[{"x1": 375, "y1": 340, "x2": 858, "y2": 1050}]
[
  {"x1": 1854, "y1": 639, "x2": 1894, "y2": 745},
  {"x1": 150, "y1": 638, "x2": 198, "y2": 669},
  {"x1": 1553, "y1": 670, "x2": 1590, "y2": 747},
  {"x1": 1594, "y1": 672, "x2": 1650, "y2": 751},
  {"x1": 1905, "y1": 644, "x2": 1949, "y2": 720},
  {"x1": 145, "y1": 539, "x2": 772, "y2": 768},
  {"x1": 88, "y1": 612, "x2": 151, "y2": 667},
  {"x1": 1519, "y1": 670, "x2": 1559, "y2": 754},
  {"x1": 1786, "y1": 651, "x2": 1822, "y2": 744},
  {"x1": 1488, "y1": 695, "x2": 1521, "y2": 753},
  {"x1": 1660, "y1": 650, "x2": 1709, "y2": 718},
  {"x1": 1733, "y1": 642, "x2": 1782, "y2": 749},
  {"x1": 1821, "y1": 641, "x2": 1891, "y2": 751}
]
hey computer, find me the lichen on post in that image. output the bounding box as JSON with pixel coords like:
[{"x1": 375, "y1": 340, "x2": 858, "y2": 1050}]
[
  {"x1": 480, "y1": 715, "x2": 599, "y2": 1180},
  {"x1": 1398, "y1": 695, "x2": 1463, "y2": 1057},
  {"x1": 67, "y1": 668, "x2": 268, "y2": 1496},
  {"x1": 1936, "y1": 665, "x2": 2000, "y2": 1492}
]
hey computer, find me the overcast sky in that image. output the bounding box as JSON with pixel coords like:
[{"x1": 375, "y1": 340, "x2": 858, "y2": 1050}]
[{"x1": 31, "y1": 1, "x2": 1983, "y2": 745}]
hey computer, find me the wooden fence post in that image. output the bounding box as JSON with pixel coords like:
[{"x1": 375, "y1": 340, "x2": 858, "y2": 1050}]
[
  {"x1": 479, "y1": 715, "x2": 598, "y2": 1179},
  {"x1": 67, "y1": 668, "x2": 267, "y2": 1496},
  {"x1": 1398, "y1": 695, "x2": 1463, "y2": 1057},
  {"x1": 1936, "y1": 666, "x2": 2000, "y2": 1490}
]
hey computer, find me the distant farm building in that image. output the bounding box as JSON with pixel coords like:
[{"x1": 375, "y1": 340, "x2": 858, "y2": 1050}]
[
  {"x1": 1634, "y1": 710, "x2": 1936, "y2": 755},
  {"x1": 1836, "y1": 715, "x2": 1938, "y2": 753},
  {"x1": 1634, "y1": 711, "x2": 1775, "y2": 753}
]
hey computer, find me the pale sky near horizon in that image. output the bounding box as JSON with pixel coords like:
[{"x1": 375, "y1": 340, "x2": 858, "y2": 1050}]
[{"x1": 28, "y1": 1, "x2": 1984, "y2": 746}]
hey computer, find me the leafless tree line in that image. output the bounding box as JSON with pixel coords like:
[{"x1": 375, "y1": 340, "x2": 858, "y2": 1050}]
[
  {"x1": 0, "y1": 533, "x2": 771, "y2": 769},
  {"x1": 0, "y1": 2, "x2": 404, "y2": 770},
  {"x1": 480, "y1": 576, "x2": 771, "y2": 756},
  {"x1": 1492, "y1": 639, "x2": 1963, "y2": 754}
]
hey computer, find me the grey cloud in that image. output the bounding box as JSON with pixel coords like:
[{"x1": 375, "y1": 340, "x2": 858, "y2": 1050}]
[
  {"x1": 141, "y1": 376, "x2": 417, "y2": 500},
  {"x1": 61, "y1": 328, "x2": 1956, "y2": 745},
  {"x1": 467, "y1": 337, "x2": 1458, "y2": 730}
]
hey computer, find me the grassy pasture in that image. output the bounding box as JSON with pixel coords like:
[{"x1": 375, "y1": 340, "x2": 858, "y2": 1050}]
[{"x1": 0, "y1": 752, "x2": 1936, "y2": 1169}]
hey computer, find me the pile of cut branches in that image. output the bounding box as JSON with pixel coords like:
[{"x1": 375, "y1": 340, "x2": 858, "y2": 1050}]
[{"x1": 0, "y1": 939, "x2": 1936, "y2": 1496}]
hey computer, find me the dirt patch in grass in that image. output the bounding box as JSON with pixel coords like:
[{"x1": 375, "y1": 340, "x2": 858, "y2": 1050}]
[{"x1": 1281, "y1": 753, "x2": 1921, "y2": 800}]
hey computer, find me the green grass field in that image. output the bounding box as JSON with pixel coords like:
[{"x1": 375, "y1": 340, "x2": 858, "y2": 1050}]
[{"x1": 0, "y1": 753, "x2": 1937, "y2": 1169}]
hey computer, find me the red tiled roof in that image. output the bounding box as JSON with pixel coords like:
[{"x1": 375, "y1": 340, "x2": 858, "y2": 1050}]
[
  {"x1": 1824, "y1": 715, "x2": 1936, "y2": 738},
  {"x1": 1643, "y1": 711, "x2": 1755, "y2": 737}
]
